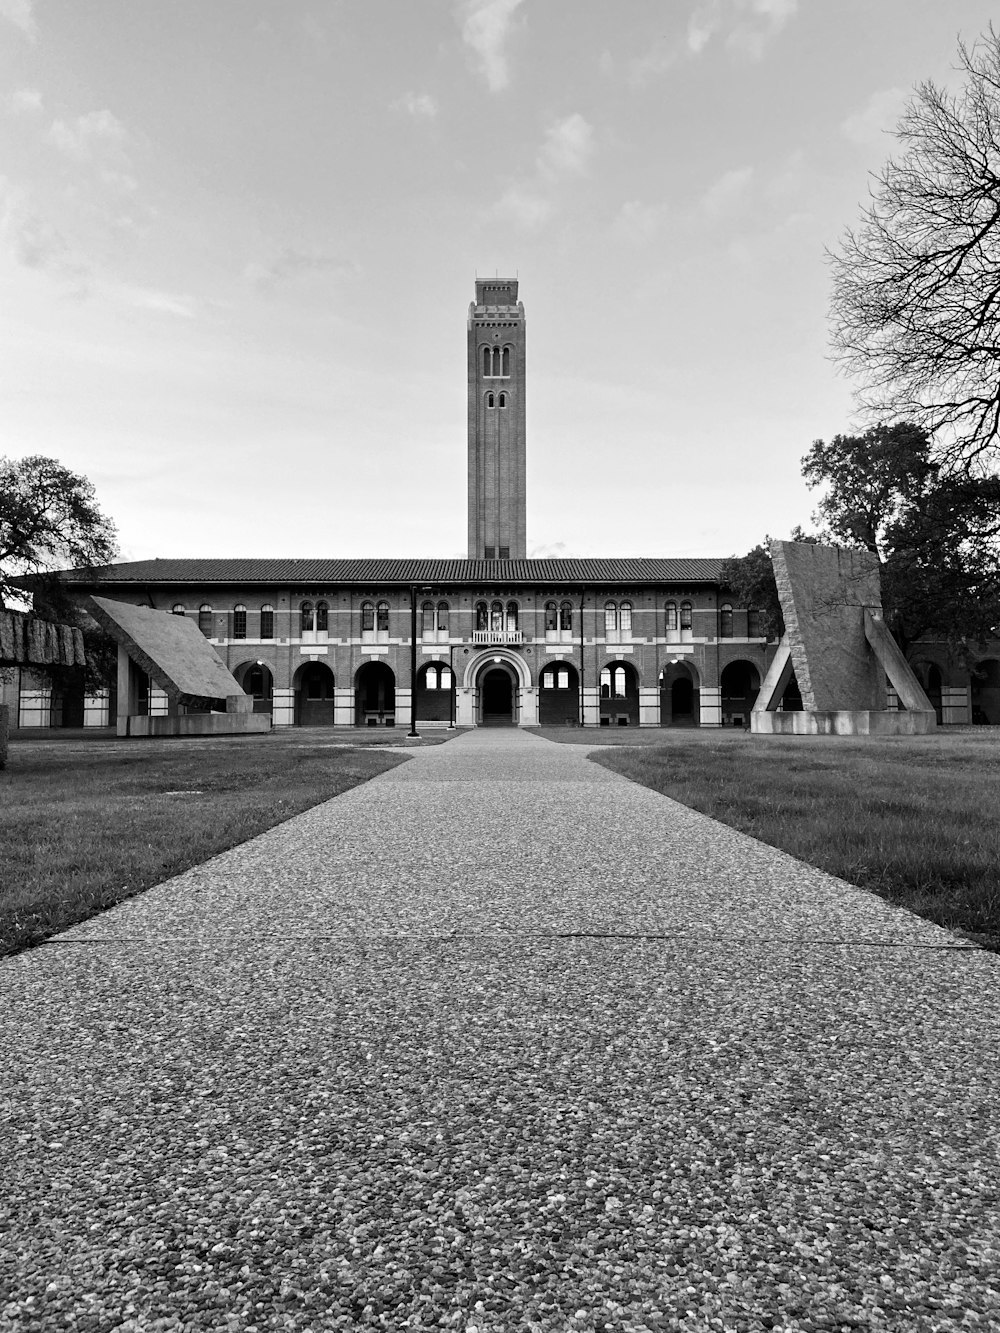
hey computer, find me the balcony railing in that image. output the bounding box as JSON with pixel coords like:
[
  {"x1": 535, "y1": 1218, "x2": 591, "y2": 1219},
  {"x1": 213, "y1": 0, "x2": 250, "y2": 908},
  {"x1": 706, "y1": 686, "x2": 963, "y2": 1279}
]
[{"x1": 473, "y1": 629, "x2": 523, "y2": 645}]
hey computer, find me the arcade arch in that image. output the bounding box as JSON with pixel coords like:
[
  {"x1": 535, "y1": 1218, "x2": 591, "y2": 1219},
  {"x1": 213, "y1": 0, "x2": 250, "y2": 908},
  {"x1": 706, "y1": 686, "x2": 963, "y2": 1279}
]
[
  {"x1": 293, "y1": 661, "x2": 335, "y2": 726},
  {"x1": 538, "y1": 660, "x2": 579, "y2": 726},
  {"x1": 659, "y1": 660, "x2": 700, "y2": 726},
  {"x1": 720, "y1": 660, "x2": 760, "y2": 727},
  {"x1": 600, "y1": 659, "x2": 639, "y2": 726},
  {"x1": 355, "y1": 661, "x2": 396, "y2": 726}
]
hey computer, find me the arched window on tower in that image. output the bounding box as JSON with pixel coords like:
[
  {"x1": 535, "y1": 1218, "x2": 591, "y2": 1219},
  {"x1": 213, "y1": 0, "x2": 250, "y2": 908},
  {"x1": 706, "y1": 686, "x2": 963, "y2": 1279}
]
[
  {"x1": 482, "y1": 345, "x2": 491, "y2": 377},
  {"x1": 501, "y1": 345, "x2": 510, "y2": 376},
  {"x1": 486, "y1": 392, "x2": 495, "y2": 409},
  {"x1": 498, "y1": 392, "x2": 507, "y2": 407}
]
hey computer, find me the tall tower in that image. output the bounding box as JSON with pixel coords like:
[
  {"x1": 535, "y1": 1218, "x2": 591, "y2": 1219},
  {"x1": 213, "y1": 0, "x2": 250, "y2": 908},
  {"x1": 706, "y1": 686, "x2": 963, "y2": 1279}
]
[{"x1": 467, "y1": 278, "x2": 526, "y2": 560}]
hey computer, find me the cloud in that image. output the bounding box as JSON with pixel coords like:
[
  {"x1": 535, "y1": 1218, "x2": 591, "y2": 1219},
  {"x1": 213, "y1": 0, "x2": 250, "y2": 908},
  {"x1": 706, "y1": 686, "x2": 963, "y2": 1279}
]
[
  {"x1": 48, "y1": 109, "x2": 129, "y2": 162},
  {"x1": 391, "y1": 91, "x2": 438, "y2": 119},
  {"x1": 108, "y1": 283, "x2": 197, "y2": 319},
  {"x1": 494, "y1": 185, "x2": 552, "y2": 230},
  {"x1": 458, "y1": 0, "x2": 527, "y2": 92},
  {"x1": 0, "y1": 0, "x2": 36, "y2": 39},
  {"x1": 841, "y1": 87, "x2": 908, "y2": 147},
  {"x1": 698, "y1": 165, "x2": 754, "y2": 221},
  {"x1": 613, "y1": 199, "x2": 668, "y2": 244},
  {"x1": 244, "y1": 248, "x2": 359, "y2": 291},
  {"x1": 8, "y1": 87, "x2": 42, "y2": 115},
  {"x1": 538, "y1": 113, "x2": 594, "y2": 178},
  {"x1": 491, "y1": 111, "x2": 595, "y2": 231},
  {"x1": 687, "y1": 0, "x2": 797, "y2": 61}
]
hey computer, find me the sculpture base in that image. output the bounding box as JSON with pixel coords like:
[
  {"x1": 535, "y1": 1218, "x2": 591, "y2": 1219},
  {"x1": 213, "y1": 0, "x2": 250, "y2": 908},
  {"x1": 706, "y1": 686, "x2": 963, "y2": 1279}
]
[
  {"x1": 120, "y1": 713, "x2": 271, "y2": 738},
  {"x1": 751, "y1": 709, "x2": 937, "y2": 736}
]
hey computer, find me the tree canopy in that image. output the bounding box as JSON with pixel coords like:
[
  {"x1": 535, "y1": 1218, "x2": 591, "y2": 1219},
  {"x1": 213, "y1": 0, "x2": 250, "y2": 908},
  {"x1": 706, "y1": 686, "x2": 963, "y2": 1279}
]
[
  {"x1": 829, "y1": 27, "x2": 1000, "y2": 469},
  {"x1": 725, "y1": 424, "x2": 1000, "y2": 656},
  {"x1": 0, "y1": 455, "x2": 118, "y2": 611}
]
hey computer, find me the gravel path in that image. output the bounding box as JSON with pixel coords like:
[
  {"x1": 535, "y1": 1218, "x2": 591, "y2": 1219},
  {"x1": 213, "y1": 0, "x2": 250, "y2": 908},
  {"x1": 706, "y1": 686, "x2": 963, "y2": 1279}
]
[{"x1": 2, "y1": 728, "x2": 998, "y2": 1332}]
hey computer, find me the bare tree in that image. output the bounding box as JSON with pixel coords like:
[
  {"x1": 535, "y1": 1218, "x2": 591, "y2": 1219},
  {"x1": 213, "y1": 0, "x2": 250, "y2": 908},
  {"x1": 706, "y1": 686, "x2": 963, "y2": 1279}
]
[{"x1": 829, "y1": 27, "x2": 1000, "y2": 470}]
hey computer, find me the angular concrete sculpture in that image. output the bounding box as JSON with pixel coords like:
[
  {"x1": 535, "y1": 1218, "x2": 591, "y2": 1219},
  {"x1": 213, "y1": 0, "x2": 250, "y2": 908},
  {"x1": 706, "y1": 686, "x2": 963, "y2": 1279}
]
[
  {"x1": 1, "y1": 609, "x2": 88, "y2": 768},
  {"x1": 751, "y1": 541, "x2": 936, "y2": 736},
  {"x1": 87, "y1": 596, "x2": 270, "y2": 738}
]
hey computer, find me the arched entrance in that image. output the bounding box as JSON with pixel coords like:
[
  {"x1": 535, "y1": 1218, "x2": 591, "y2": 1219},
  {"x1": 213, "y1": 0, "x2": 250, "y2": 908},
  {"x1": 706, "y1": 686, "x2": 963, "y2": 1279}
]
[
  {"x1": 912, "y1": 661, "x2": 943, "y2": 724},
  {"x1": 971, "y1": 658, "x2": 1000, "y2": 724},
  {"x1": 538, "y1": 661, "x2": 579, "y2": 726},
  {"x1": 355, "y1": 661, "x2": 396, "y2": 726},
  {"x1": 294, "y1": 661, "x2": 335, "y2": 726},
  {"x1": 600, "y1": 660, "x2": 639, "y2": 727},
  {"x1": 720, "y1": 660, "x2": 760, "y2": 728},
  {"x1": 237, "y1": 661, "x2": 274, "y2": 715},
  {"x1": 415, "y1": 661, "x2": 455, "y2": 725},
  {"x1": 659, "y1": 661, "x2": 699, "y2": 726},
  {"x1": 477, "y1": 660, "x2": 518, "y2": 725}
]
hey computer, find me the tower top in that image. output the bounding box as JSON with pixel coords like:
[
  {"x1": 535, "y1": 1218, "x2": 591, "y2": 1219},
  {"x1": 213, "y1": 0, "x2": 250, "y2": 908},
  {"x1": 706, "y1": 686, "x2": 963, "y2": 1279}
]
[{"x1": 474, "y1": 278, "x2": 518, "y2": 306}]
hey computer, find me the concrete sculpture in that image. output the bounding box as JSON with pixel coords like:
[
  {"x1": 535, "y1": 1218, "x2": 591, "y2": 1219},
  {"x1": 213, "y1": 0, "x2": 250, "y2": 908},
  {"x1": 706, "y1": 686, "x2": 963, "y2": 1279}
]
[
  {"x1": 87, "y1": 596, "x2": 270, "y2": 737},
  {"x1": 751, "y1": 541, "x2": 936, "y2": 735}
]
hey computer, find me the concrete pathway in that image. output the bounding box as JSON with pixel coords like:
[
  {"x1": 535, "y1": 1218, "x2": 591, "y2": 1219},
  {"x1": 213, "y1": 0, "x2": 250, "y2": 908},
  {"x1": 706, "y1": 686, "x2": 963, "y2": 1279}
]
[{"x1": 2, "y1": 729, "x2": 998, "y2": 1332}]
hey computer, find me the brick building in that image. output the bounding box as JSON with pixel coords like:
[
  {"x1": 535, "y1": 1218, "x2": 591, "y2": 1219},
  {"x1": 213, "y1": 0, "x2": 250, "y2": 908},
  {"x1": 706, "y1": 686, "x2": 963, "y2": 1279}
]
[{"x1": 5, "y1": 278, "x2": 995, "y2": 730}]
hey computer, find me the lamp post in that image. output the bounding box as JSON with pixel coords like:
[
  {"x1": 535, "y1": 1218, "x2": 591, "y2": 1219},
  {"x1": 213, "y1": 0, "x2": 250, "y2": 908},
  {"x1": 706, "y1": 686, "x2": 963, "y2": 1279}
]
[{"x1": 409, "y1": 585, "x2": 434, "y2": 738}]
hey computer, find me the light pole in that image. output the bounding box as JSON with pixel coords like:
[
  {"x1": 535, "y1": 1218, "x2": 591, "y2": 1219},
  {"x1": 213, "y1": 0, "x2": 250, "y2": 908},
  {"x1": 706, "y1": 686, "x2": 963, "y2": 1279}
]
[{"x1": 409, "y1": 585, "x2": 434, "y2": 738}]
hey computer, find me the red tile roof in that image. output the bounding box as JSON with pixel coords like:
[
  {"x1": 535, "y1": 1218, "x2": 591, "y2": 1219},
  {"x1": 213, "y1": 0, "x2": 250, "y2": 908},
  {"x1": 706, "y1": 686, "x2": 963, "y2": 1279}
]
[{"x1": 52, "y1": 556, "x2": 726, "y2": 587}]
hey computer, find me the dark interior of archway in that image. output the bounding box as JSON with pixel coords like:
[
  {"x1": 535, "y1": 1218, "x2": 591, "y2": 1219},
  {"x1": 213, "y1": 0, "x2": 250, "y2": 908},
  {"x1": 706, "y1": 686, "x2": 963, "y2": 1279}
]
[{"x1": 482, "y1": 669, "x2": 514, "y2": 724}]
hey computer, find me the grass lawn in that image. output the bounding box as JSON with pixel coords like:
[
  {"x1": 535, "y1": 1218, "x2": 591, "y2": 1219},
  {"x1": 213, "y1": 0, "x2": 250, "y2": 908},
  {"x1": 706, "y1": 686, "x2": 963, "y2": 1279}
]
[
  {"x1": 0, "y1": 729, "x2": 444, "y2": 958},
  {"x1": 541, "y1": 727, "x2": 1000, "y2": 952}
]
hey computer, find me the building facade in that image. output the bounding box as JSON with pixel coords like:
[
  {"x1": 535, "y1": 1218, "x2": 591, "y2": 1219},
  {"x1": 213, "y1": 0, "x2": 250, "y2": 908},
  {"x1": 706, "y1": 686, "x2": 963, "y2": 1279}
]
[{"x1": 8, "y1": 278, "x2": 996, "y2": 730}]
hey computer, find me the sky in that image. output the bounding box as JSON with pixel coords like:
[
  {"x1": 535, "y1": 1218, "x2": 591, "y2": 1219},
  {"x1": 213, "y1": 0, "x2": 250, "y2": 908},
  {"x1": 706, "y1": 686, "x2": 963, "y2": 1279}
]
[{"x1": 2, "y1": 0, "x2": 999, "y2": 564}]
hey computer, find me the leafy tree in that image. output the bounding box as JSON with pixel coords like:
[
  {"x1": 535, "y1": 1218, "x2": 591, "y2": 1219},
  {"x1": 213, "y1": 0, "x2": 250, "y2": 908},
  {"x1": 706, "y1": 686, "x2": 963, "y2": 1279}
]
[
  {"x1": 803, "y1": 423, "x2": 1000, "y2": 652},
  {"x1": 0, "y1": 455, "x2": 118, "y2": 611},
  {"x1": 719, "y1": 542, "x2": 784, "y2": 640},
  {"x1": 829, "y1": 27, "x2": 1000, "y2": 469}
]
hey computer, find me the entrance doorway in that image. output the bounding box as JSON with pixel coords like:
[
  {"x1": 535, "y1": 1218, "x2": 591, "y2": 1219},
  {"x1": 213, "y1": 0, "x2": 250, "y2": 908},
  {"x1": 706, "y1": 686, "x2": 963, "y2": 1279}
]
[
  {"x1": 355, "y1": 662, "x2": 396, "y2": 726},
  {"x1": 480, "y1": 666, "x2": 515, "y2": 725}
]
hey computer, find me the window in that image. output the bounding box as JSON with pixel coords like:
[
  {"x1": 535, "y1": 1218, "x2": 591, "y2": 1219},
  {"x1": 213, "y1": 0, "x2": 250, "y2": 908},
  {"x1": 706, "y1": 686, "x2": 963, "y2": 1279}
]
[
  {"x1": 559, "y1": 601, "x2": 573, "y2": 632},
  {"x1": 316, "y1": 601, "x2": 329, "y2": 633},
  {"x1": 233, "y1": 604, "x2": 247, "y2": 640},
  {"x1": 498, "y1": 392, "x2": 507, "y2": 408},
  {"x1": 482, "y1": 344, "x2": 512, "y2": 378},
  {"x1": 748, "y1": 608, "x2": 763, "y2": 639},
  {"x1": 505, "y1": 600, "x2": 518, "y2": 632},
  {"x1": 245, "y1": 665, "x2": 271, "y2": 699},
  {"x1": 599, "y1": 665, "x2": 628, "y2": 699},
  {"x1": 421, "y1": 601, "x2": 449, "y2": 640},
  {"x1": 476, "y1": 601, "x2": 488, "y2": 631},
  {"x1": 376, "y1": 601, "x2": 389, "y2": 633},
  {"x1": 604, "y1": 601, "x2": 632, "y2": 640},
  {"x1": 198, "y1": 605, "x2": 212, "y2": 637},
  {"x1": 720, "y1": 603, "x2": 733, "y2": 639},
  {"x1": 171, "y1": 604, "x2": 185, "y2": 616},
  {"x1": 260, "y1": 605, "x2": 274, "y2": 640},
  {"x1": 542, "y1": 668, "x2": 571, "y2": 689},
  {"x1": 486, "y1": 392, "x2": 495, "y2": 409},
  {"x1": 423, "y1": 664, "x2": 453, "y2": 690},
  {"x1": 545, "y1": 601, "x2": 558, "y2": 634},
  {"x1": 482, "y1": 345, "x2": 492, "y2": 376},
  {"x1": 665, "y1": 601, "x2": 678, "y2": 633},
  {"x1": 490, "y1": 600, "x2": 504, "y2": 632},
  {"x1": 300, "y1": 601, "x2": 315, "y2": 634},
  {"x1": 499, "y1": 545, "x2": 509, "y2": 559},
  {"x1": 502, "y1": 345, "x2": 510, "y2": 376},
  {"x1": 361, "y1": 601, "x2": 375, "y2": 633},
  {"x1": 484, "y1": 546, "x2": 496, "y2": 559}
]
